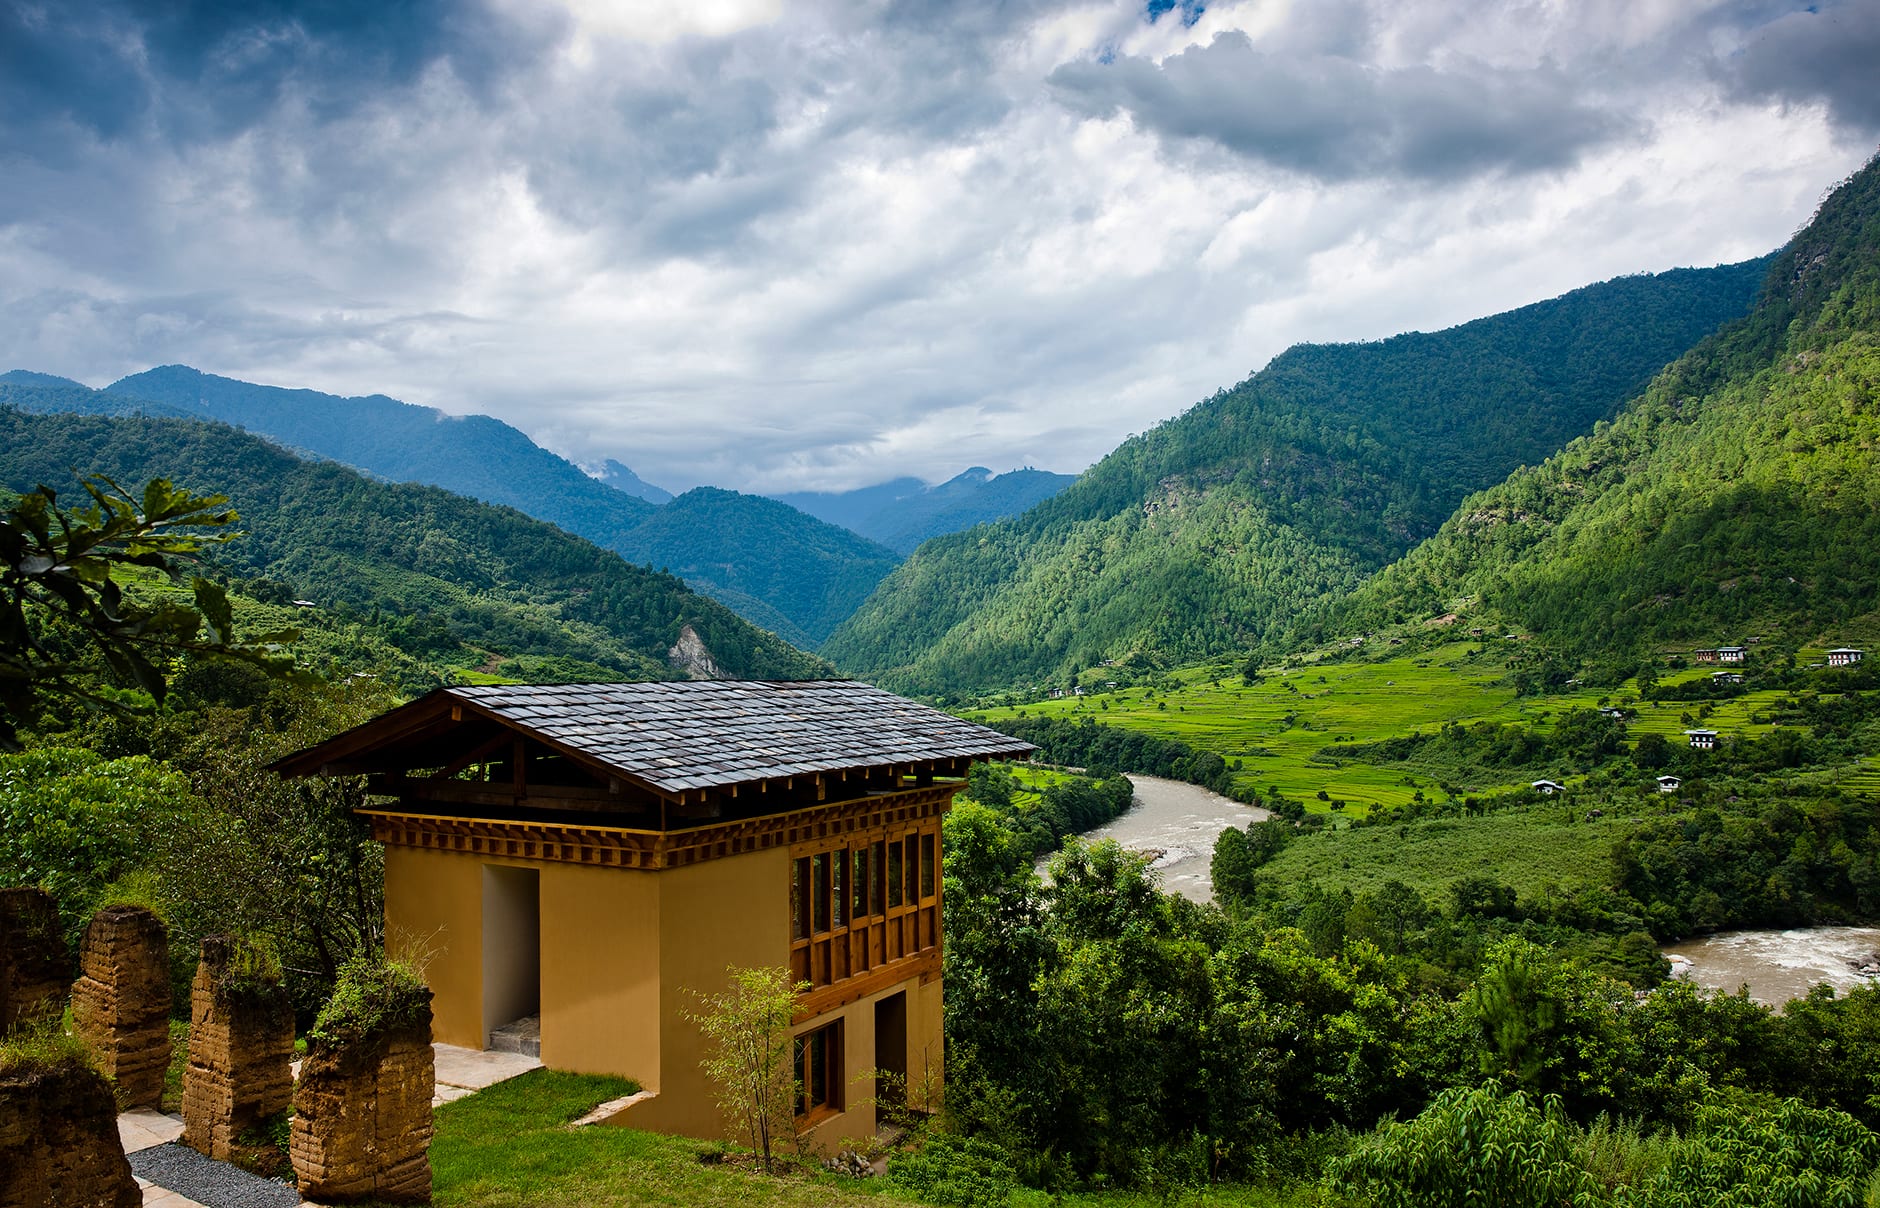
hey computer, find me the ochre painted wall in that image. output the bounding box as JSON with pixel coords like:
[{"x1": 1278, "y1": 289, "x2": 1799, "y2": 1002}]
[
  {"x1": 384, "y1": 846, "x2": 484, "y2": 1049},
  {"x1": 623, "y1": 847, "x2": 791, "y2": 1137},
  {"x1": 793, "y1": 972, "x2": 943, "y2": 1150},
  {"x1": 537, "y1": 861, "x2": 664, "y2": 1085}
]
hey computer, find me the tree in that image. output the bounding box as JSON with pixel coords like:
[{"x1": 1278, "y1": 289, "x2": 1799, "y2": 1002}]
[
  {"x1": 688, "y1": 965, "x2": 807, "y2": 1172},
  {"x1": 0, "y1": 477, "x2": 293, "y2": 746}
]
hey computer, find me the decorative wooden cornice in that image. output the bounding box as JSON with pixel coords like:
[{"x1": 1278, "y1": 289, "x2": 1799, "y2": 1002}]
[
  {"x1": 363, "y1": 782, "x2": 963, "y2": 871},
  {"x1": 794, "y1": 949, "x2": 941, "y2": 1024}
]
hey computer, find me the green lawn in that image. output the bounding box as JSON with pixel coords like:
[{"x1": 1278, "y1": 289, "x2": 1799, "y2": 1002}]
[
  {"x1": 429, "y1": 1071, "x2": 1326, "y2": 1208},
  {"x1": 1256, "y1": 799, "x2": 1656, "y2": 901},
  {"x1": 431, "y1": 1070, "x2": 896, "y2": 1207}
]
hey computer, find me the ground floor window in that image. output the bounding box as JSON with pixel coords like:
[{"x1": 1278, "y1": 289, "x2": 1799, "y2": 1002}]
[{"x1": 794, "y1": 1020, "x2": 842, "y2": 1119}]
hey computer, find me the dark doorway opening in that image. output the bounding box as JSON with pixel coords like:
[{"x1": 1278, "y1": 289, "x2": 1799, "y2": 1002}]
[{"x1": 874, "y1": 991, "x2": 908, "y2": 1111}]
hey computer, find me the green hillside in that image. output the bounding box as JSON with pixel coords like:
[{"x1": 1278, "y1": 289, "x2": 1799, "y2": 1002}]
[
  {"x1": 824, "y1": 258, "x2": 1772, "y2": 697},
  {"x1": 1334, "y1": 155, "x2": 1880, "y2": 663},
  {"x1": 0, "y1": 409, "x2": 828, "y2": 684},
  {"x1": 613, "y1": 488, "x2": 902, "y2": 648}
]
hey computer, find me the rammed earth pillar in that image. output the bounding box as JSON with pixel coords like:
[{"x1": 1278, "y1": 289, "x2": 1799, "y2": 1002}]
[
  {"x1": 290, "y1": 961, "x2": 435, "y2": 1203},
  {"x1": 70, "y1": 905, "x2": 173, "y2": 1109},
  {"x1": 180, "y1": 935, "x2": 295, "y2": 1162},
  {"x1": 0, "y1": 887, "x2": 67, "y2": 1033},
  {"x1": 0, "y1": 1045, "x2": 141, "y2": 1208}
]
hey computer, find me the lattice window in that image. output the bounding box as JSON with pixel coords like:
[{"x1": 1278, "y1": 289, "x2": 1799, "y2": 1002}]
[{"x1": 790, "y1": 822, "x2": 940, "y2": 990}]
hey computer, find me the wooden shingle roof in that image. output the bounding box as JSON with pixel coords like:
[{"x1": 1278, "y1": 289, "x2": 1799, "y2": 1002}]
[{"x1": 274, "y1": 680, "x2": 1033, "y2": 795}]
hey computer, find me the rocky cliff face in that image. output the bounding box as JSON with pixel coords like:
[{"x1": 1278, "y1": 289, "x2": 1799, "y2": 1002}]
[{"x1": 667, "y1": 624, "x2": 726, "y2": 679}]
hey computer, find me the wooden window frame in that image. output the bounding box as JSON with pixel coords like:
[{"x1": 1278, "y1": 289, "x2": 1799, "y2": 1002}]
[{"x1": 794, "y1": 1019, "x2": 843, "y2": 1122}]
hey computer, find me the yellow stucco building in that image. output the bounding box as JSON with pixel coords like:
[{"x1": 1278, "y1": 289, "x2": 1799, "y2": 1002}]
[{"x1": 275, "y1": 680, "x2": 1031, "y2": 1143}]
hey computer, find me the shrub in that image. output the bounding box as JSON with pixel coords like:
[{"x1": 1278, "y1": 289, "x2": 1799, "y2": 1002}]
[
  {"x1": 1329, "y1": 1083, "x2": 1599, "y2": 1208},
  {"x1": 886, "y1": 1132, "x2": 1022, "y2": 1208},
  {"x1": 308, "y1": 953, "x2": 430, "y2": 1048}
]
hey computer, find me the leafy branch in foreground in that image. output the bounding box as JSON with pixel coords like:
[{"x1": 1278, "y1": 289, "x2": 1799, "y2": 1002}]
[{"x1": 0, "y1": 476, "x2": 298, "y2": 745}]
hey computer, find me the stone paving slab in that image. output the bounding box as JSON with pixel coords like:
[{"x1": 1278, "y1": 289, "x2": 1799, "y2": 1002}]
[
  {"x1": 121, "y1": 1108, "x2": 187, "y2": 1153},
  {"x1": 128, "y1": 1142, "x2": 300, "y2": 1208},
  {"x1": 138, "y1": 1175, "x2": 207, "y2": 1207},
  {"x1": 433, "y1": 1042, "x2": 541, "y2": 1092}
]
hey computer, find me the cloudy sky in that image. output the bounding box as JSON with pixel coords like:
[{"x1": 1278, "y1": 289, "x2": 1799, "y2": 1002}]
[{"x1": 3, "y1": 0, "x2": 1876, "y2": 493}]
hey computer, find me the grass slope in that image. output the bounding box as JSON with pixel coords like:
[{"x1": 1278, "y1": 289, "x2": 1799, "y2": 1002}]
[
  {"x1": 827, "y1": 258, "x2": 1771, "y2": 697},
  {"x1": 430, "y1": 1070, "x2": 1309, "y2": 1208}
]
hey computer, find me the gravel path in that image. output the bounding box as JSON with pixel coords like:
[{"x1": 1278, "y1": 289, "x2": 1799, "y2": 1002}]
[{"x1": 128, "y1": 1143, "x2": 301, "y2": 1208}]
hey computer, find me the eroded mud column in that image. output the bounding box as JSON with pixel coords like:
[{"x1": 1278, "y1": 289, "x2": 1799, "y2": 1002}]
[
  {"x1": 0, "y1": 1052, "x2": 141, "y2": 1208},
  {"x1": 0, "y1": 887, "x2": 67, "y2": 1032},
  {"x1": 70, "y1": 904, "x2": 173, "y2": 1109},
  {"x1": 180, "y1": 935, "x2": 295, "y2": 1162},
  {"x1": 290, "y1": 984, "x2": 435, "y2": 1203}
]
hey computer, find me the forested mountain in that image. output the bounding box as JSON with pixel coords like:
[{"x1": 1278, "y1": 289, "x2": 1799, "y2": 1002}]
[
  {"x1": 611, "y1": 488, "x2": 901, "y2": 648},
  {"x1": 588, "y1": 457, "x2": 673, "y2": 505},
  {"x1": 106, "y1": 365, "x2": 661, "y2": 544},
  {"x1": 1330, "y1": 155, "x2": 1880, "y2": 664},
  {"x1": 774, "y1": 466, "x2": 1077, "y2": 554},
  {"x1": 0, "y1": 377, "x2": 196, "y2": 419},
  {"x1": 824, "y1": 257, "x2": 1773, "y2": 696},
  {"x1": 0, "y1": 409, "x2": 828, "y2": 683},
  {"x1": 8, "y1": 367, "x2": 895, "y2": 646}
]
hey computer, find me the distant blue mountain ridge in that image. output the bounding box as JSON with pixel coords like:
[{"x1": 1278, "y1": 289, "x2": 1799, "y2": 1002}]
[{"x1": 0, "y1": 365, "x2": 1067, "y2": 648}]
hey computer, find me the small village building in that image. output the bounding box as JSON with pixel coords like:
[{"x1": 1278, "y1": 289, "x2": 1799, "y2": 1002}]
[
  {"x1": 1829, "y1": 648, "x2": 1864, "y2": 667},
  {"x1": 274, "y1": 681, "x2": 1032, "y2": 1146},
  {"x1": 1685, "y1": 729, "x2": 1719, "y2": 750},
  {"x1": 1712, "y1": 672, "x2": 1744, "y2": 686},
  {"x1": 1693, "y1": 649, "x2": 1719, "y2": 663},
  {"x1": 1599, "y1": 707, "x2": 1627, "y2": 720},
  {"x1": 1531, "y1": 780, "x2": 1566, "y2": 795},
  {"x1": 1716, "y1": 647, "x2": 1747, "y2": 664},
  {"x1": 1657, "y1": 775, "x2": 1682, "y2": 793}
]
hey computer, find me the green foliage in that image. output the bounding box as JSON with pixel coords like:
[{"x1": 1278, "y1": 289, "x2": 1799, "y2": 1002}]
[
  {"x1": 960, "y1": 763, "x2": 1136, "y2": 864},
  {"x1": 0, "y1": 409, "x2": 826, "y2": 683},
  {"x1": 1626, "y1": 1098, "x2": 1880, "y2": 1207},
  {"x1": 992, "y1": 715, "x2": 1233, "y2": 795},
  {"x1": 308, "y1": 952, "x2": 429, "y2": 1047},
  {"x1": 885, "y1": 1132, "x2": 1024, "y2": 1208},
  {"x1": 0, "y1": 474, "x2": 296, "y2": 745},
  {"x1": 828, "y1": 259, "x2": 1769, "y2": 694},
  {"x1": 0, "y1": 746, "x2": 201, "y2": 939},
  {"x1": 0, "y1": 1019, "x2": 99, "y2": 1078},
  {"x1": 1329, "y1": 1084, "x2": 1598, "y2": 1208}
]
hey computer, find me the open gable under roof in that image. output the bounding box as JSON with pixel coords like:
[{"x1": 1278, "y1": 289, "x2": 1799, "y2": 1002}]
[{"x1": 273, "y1": 680, "x2": 1033, "y2": 801}]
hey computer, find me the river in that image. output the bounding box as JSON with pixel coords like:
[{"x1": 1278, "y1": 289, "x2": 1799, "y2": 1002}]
[
  {"x1": 1661, "y1": 926, "x2": 1880, "y2": 1007},
  {"x1": 1044, "y1": 774, "x2": 1272, "y2": 903}
]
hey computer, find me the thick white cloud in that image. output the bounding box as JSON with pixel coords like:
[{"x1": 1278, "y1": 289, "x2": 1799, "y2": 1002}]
[{"x1": 0, "y1": 0, "x2": 1874, "y2": 493}]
